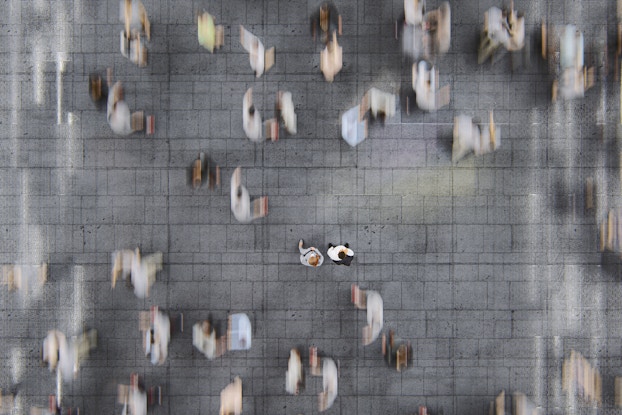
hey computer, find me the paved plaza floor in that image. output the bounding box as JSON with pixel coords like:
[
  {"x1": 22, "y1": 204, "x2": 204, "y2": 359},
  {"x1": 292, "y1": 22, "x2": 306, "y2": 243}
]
[{"x1": 0, "y1": 0, "x2": 621, "y2": 414}]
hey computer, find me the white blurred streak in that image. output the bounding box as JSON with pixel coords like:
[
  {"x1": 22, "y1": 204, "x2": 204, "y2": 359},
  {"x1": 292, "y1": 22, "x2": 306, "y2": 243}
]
[
  {"x1": 33, "y1": 42, "x2": 45, "y2": 106},
  {"x1": 54, "y1": 1, "x2": 69, "y2": 125},
  {"x1": 56, "y1": 55, "x2": 65, "y2": 125},
  {"x1": 71, "y1": 265, "x2": 85, "y2": 335},
  {"x1": 10, "y1": 347, "x2": 23, "y2": 384}
]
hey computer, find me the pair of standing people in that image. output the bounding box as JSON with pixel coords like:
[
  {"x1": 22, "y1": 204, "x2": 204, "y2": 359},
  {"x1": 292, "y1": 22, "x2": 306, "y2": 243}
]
[{"x1": 298, "y1": 240, "x2": 354, "y2": 267}]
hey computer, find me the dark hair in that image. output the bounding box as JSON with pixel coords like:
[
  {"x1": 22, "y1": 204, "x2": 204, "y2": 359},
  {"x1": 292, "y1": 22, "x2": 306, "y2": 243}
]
[
  {"x1": 237, "y1": 188, "x2": 243, "y2": 198},
  {"x1": 249, "y1": 105, "x2": 255, "y2": 116},
  {"x1": 338, "y1": 250, "x2": 346, "y2": 259}
]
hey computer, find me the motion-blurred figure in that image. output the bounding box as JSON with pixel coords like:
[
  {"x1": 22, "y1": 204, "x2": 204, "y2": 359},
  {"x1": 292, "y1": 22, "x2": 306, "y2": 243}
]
[
  {"x1": 130, "y1": 248, "x2": 162, "y2": 299},
  {"x1": 452, "y1": 111, "x2": 500, "y2": 162},
  {"x1": 230, "y1": 167, "x2": 268, "y2": 223},
  {"x1": 89, "y1": 72, "x2": 109, "y2": 109},
  {"x1": 543, "y1": 24, "x2": 594, "y2": 101},
  {"x1": 361, "y1": 87, "x2": 397, "y2": 121},
  {"x1": 240, "y1": 26, "x2": 275, "y2": 78},
  {"x1": 198, "y1": 11, "x2": 224, "y2": 53},
  {"x1": 352, "y1": 284, "x2": 384, "y2": 345},
  {"x1": 311, "y1": 1, "x2": 342, "y2": 43},
  {"x1": 320, "y1": 31, "x2": 343, "y2": 82},
  {"x1": 412, "y1": 61, "x2": 450, "y2": 111},
  {"x1": 1, "y1": 263, "x2": 47, "y2": 293},
  {"x1": 119, "y1": 0, "x2": 150, "y2": 67},
  {"x1": 141, "y1": 307, "x2": 171, "y2": 366},
  {"x1": 219, "y1": 377, "x2": 242, "y2": 415},
  {"x1": 404, "y1": 0, "x2": 424, "y2": 26},
  {"x1": 286, "y1": 348, "x2": 304, "y2": 395},
  {"x1": 562, "y1": 350, "x2": 602, "y2": 405},
  {"x1": 277, "y1": 91, "x2": 297, "y2": 135},
  {"x1": 599, "y1": 208, "x2": 622, "y2": 255},
  {"x1": 42, "y1": 329, "x2": 97, "y2": 381},
  {"x1": 478, "y1": 2, "x2": 525, "y2": 64},
  {"x1": 191, "y1": 152, "x2": 221, "y2": 190},
  {"x1": 193, "y1": 319, "x2": 226, "y2": 359},
  {"x1": 363, "y1": 290, "x2": 383, "y2": 345},
  {"x1": 107, "y1": 81, "x2": 145, "y2": 135},
  {"x1": 318, "y1": 358, "x2": 338, "y2": 412},
  {"x1": 402, "y1": 1, "x2": 450, "y2": 61},
  {"x1": 111, "y1": 248, "x2": 162, "y2": 299},
  {"x1": 227, "y1": 313, "x2": 252, "y2": 351},
  {"x1": 117, "y1": 373, "x2": 161, "y2": 415},
  {"x1": 120, "y1": 0, "x2": 150, "y2": 38},
  {"x1": 111, "y1": 249, "x2": 135, "y2": 288},
  {"x1": 381, "y1": 330, "x2": 413, "y2": 371},
  {"x1": 341, "y1": 104, "x2": 368, "y2": 147},
  {"x1": 243, "y1": 88, "x2": 263, "y2": 142},
  {"x1": 299, "y1": 239, "x2": 324, "y2": 268}
]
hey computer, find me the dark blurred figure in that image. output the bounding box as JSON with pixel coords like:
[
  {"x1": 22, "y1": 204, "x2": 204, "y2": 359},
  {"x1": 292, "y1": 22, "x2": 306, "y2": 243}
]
[
  {"x1": 191, "y1": 152, "x2": 220, "y2": 190},
  {"x1": 327, "y1": 243, "x2": 354, "y2": 266},
  {"x1": 311, "y1": 1, "x2": 342, "y2": 44},
  {"x1": 89, "y1": 72, "x2": 109, "y2": 110},
  {"x1": 381, "y1": 330, "x2": 413, "y2": 372}
]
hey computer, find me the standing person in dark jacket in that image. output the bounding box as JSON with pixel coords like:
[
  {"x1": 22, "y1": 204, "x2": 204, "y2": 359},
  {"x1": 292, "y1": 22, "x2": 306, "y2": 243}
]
[{"x1": 327, "y1": 243, "x2": 354, "y2": 266}]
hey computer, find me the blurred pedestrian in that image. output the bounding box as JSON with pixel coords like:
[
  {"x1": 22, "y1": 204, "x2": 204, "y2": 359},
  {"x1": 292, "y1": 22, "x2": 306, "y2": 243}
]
[
  {"x1": 89, "y1": 73, "x2": 108, "y2": 109},
  {"x1": 327, "y1": 243, "x2": 354, "y2": 266},
  {"x1": 320, "y1": 31, "x2": 342, "y2": 82},
  {"x1": 107, "y1": 81, "x2": 144, "y2": 135},
  {"x1": 144, "y1": 308, "x2": 170, "y2": 366},
  {"x1": 285, "y1": 348, "x2": 303, "y2": 395},
  {"x1": 193, "y1": 319, "x2": 226, "y2": 359},
  {"x1": 220, "y1": 377, "x2": 242, "y2": 415},
  {"x1": 452, "y1": 111, "x2": 499, "y2": 162},
  {"x1": 299, "y1": 239, "x2": 324, "y2": 267},
  {"x1": 230, "y1": 167, "x2": 268, "y2": 223},
  {"x1": 318, "y1": 358, "x2": 338, "y2": 412},
  {"x1": 130, "y1": 248, "x2": 162, "y2": 299},
  {"x1": 243, "y1": 88, "x2": 263, "y2": 142},
  {"x1": 121, "y1": 0, "x2": 150, "y2": 39},
  {"x1": 310, "y1": 1, "x2": 342, "y2": 43},
  {"x1": 363, "y1": 291, "x2": 383, "y2": 345},
  {"x1": 277, "y1": 91, "x2": 297, "y2": 135},
  {"x1": 198, "y1": 11, "x2": 224, "y2": 53},
  {"x1": 240, "y1": 26, "x2": 274, "y2": 77}
]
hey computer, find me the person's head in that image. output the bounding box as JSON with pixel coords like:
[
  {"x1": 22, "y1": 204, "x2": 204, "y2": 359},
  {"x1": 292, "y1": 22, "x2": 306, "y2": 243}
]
[
  {"x1": 308, "y1": 254, "x2": 319, "y2": 267},
  {"x1": 338, "y1": 250, "x2": 346, "y2": 259},
  {"x1": 248, "y1": 105, "x2": 255, "y2": 116},
  {"x1": 237, "y1": 187, "x2": 243, "y2": 198}
]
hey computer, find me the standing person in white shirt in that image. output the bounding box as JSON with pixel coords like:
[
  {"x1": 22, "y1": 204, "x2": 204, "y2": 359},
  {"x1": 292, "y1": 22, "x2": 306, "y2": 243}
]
[{"x1": 299, "y1": 239, "x2": 324, "y2": 267}]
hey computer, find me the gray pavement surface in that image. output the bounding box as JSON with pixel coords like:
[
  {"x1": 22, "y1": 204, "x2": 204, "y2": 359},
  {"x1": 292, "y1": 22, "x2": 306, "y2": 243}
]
[{"x1": 1, "y1": 0, "x2": 621, "y2": 414}]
